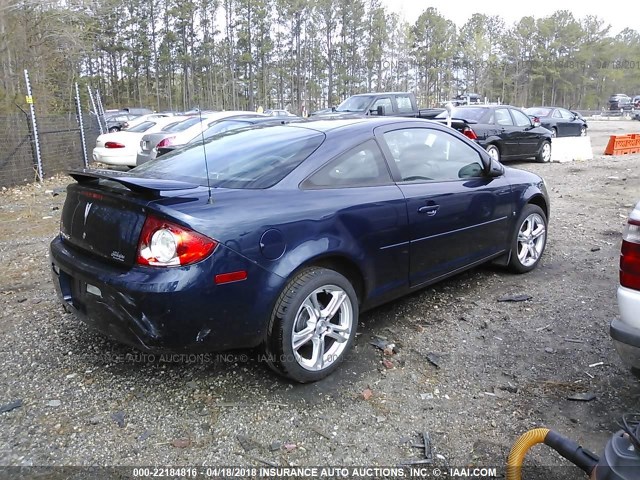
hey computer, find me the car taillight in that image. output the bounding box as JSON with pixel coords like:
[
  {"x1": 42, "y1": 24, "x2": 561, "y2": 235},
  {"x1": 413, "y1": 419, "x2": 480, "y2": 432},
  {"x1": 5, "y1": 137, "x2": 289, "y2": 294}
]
[
  {"x1": 157, "y1": 136, "x2": 175, "y2": 148},
  {"x1": 621, "y1": 215, "x2": 640, "y2": 290},
  {"x1": 137, "y1": 215, "x2": 217, "y2": 267},
  {"x1": 462, "y1": 127, "x2": 477, "y2": 140},
  {"x1": 105, "y1": 141, "x2": 125, "y2": 148}
]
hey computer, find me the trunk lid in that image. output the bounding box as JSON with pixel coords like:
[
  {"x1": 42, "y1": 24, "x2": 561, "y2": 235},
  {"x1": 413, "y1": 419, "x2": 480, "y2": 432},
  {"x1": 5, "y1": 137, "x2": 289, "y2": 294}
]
[{"x1": 60, "y1": 170, "x2": 199, "y2": 267}]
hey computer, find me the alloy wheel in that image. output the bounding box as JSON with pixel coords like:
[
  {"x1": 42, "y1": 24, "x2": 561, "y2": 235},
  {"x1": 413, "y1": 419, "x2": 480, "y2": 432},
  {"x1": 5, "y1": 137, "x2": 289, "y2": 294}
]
[
  {"x1": 291, "y1": 285, "x2": 353, "y2": 371},
  {"x1": 517, "y1": 213, "x2": 546, "y2": 268}
]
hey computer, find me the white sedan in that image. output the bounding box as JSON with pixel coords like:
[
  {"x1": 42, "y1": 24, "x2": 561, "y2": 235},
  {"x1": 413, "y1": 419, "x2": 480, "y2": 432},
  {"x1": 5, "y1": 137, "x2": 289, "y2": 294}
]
[{"x1": 93, "y1": 116, "x2": 186, "y2": 167}]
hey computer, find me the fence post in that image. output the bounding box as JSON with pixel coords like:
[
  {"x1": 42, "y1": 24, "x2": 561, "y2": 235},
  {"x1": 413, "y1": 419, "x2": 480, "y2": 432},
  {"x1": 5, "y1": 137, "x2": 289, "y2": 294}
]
[
  {"x1": 23, "y1": 69, "x2": 44, "y2": 182},
  {"x1": 95, "y1": 89, "x2": 107, "y2": 132},
  {"x1": 75, "y1": 83, "x2": 89, "y2": 168},
  {"x1": 87, "y1": 86, "x2": 103, "y2": 135}
]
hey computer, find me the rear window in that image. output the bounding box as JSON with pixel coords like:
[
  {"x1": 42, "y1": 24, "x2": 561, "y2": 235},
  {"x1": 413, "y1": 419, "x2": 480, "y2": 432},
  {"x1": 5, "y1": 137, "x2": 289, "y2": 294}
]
[
  {"x1": 436, "y1": 107, "x2": 488, "y2": 121},
  {"x1": 127, "y1": 121, "x2": 156, "y2": 132},
  {"x1": 525, "y1": 108, "x2": 552, "y2": 117},
  {"x1": 131, "y1": 126, "x2": 325, "y2": 189},
  {"x1": 164, "y1": 117, "x2": 203, "y2": 132}
]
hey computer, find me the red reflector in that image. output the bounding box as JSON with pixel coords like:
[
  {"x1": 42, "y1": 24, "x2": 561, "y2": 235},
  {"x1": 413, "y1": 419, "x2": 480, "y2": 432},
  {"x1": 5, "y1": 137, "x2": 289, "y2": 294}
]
[
  {"x1": 215, "y1": 271, "x2": 248, "y2": 285},
  {"x1": 620, "y1": 240, "x2": 640, "y2": 290},
  {"x1": 80, "y1": 191, "x2": 104, "y2": 200},
  {"x1": 105, "y1": 141, "x2": 125, "y2": 148},
  {"x1": 463, "y1": 127, "x2": 478, "y2": 140}
]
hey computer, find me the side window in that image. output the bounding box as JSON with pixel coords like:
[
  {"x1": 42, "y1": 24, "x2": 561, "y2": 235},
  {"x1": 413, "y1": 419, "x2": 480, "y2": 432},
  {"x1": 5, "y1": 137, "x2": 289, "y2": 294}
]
[
  {"x1": 371, "y1": 97, "x2": 393, "y2": 115},
  {"x1": 302, "y1": 139, "x2": 392, "y2": 189},
  {"x1": 511, "y1": 109, "x2": 532, "y2": 127},
  {"x1": 559, "y1": 109, "x2": 574, "y2": 119},
  {"x1": 395, "y1": 95, "x2": 414, "y2": 113},
  {"x1": 552, "y1": 109, "x2": 563, "y2": 118},
  {"x1": 494, "y1": 109, "x2": 514, "y2": 126},
  {"x1": 383, "y1": 128, "x2": 485, "y2": 182}
]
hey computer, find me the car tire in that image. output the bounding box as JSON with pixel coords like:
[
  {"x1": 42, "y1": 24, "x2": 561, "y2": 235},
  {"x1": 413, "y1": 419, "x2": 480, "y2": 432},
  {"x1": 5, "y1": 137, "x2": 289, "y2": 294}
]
[
  {"x1": 580, "y1": 125, "x2": 587, "y2": 136},
  {"x1": 264, "y1": 267, "x2": 358, "y2": 383},
  {"x1": 508, "y1": 204, "x2": 547, "y2": 273},
  {"x1": 550, "y1": 127, "x2": 557, "y2": 138},
  {"x1": 535, "y1": 140, "x2": 552, "y2": 163},
  {"x1": 486, "y1": 144, "x2": 500, "y2": 162},
  {"x1": 108, "y1": 127, "x2": 119, "y2": 133}
]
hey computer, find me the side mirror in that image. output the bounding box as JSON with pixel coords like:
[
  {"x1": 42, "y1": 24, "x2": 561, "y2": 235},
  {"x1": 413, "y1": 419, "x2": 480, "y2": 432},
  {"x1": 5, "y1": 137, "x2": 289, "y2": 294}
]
[
  {"x1": 331, "y1": 106, "x2": 336, "y2": 112},
  {"x1": 487, "y1": 157, "x2": 504, "y2": 177},
  {"x1": 371, "y1": 105, "x2": 385, "y2": 116}
]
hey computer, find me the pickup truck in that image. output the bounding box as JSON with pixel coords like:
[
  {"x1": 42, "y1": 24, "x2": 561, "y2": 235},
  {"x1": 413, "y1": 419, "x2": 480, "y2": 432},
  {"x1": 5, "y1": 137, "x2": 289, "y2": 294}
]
[{"x1": 311, "y1": 92, "x2": 444, "y2": 119}]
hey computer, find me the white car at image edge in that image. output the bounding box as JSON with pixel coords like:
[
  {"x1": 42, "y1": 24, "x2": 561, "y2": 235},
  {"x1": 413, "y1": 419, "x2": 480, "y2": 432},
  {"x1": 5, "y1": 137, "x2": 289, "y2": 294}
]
[{"x1": 610, "y1": 201, "x2": 640, "y2": 376}]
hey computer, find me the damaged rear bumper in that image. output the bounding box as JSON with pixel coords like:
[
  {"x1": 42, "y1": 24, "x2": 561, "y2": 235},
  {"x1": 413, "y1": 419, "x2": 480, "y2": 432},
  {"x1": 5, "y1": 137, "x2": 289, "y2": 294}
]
[{"x1": 50, "y1": 236, "x2": 283, "y2": 353}]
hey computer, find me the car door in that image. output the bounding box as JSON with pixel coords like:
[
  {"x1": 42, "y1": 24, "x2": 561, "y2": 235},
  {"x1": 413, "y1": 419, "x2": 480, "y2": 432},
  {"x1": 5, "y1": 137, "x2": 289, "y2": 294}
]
[
  {"x1": 510, "y1": 108, "x2": 541, "y2": 156},
  {"x1": 558, "y1": 108, "x2": 580, "y2": 136},
  {"x1": 300, "y1": 139, "x2": 410, "y2": 305},
  {"x1": 376, "y1": 124, "x2": 513, "y2": 287},
  {"x1": 492, "y1": 108, "x2": 520, "y2": 158}
]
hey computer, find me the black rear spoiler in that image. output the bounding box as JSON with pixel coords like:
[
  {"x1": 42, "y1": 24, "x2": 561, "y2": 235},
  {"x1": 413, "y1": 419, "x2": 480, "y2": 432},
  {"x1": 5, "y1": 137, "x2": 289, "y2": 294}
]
[{"x1": 68, "y1": 169, "x2": 199, "y2": 196}]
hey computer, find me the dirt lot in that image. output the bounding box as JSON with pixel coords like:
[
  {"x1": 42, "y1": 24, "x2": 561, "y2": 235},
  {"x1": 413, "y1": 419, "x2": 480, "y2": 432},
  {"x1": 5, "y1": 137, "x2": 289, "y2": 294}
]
[{"x1": 1, "y1": 120, "x2": 640, "y2": 477}]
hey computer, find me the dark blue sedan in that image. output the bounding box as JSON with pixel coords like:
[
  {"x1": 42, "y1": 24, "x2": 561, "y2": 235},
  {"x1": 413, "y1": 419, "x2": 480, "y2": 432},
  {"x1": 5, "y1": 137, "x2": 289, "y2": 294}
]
[{"x1": 50, "y1": 118, "x2": 550, "y2": 382}]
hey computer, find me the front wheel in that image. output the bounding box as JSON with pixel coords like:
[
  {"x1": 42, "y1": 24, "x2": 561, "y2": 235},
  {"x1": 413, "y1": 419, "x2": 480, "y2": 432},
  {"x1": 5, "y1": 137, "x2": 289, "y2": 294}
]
[
  {"x1": 580, "y1": 125, "x2": 587, "y2": 136},
  {"x1": 535, "y1": 140, "x2": 552, "y2": 163},
  {"x1": 264, "y1": 267, "x2": 358, "y2": 383},
  {"x1": 508, "y1": 204, "x2": 548, "y2": 273}
]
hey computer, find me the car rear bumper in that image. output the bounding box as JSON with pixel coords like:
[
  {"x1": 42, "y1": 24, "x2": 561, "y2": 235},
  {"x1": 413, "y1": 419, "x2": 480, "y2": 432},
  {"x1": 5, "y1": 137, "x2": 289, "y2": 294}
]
[
  {"x1": 50, "y1": 236, "x2": 283, "y2": 353},
  {"x1": 92, "y1": 148, "x2": 137, "y2": 167},
  {"x1": 610, "y1": 318, "x2": 640, "y2": 370},
  {"x1": 610, "y1": 286, "x2": 640, "y2": 370},
  {"x1": 136, "y1": 150, "x2": 156, "y2": 166}
]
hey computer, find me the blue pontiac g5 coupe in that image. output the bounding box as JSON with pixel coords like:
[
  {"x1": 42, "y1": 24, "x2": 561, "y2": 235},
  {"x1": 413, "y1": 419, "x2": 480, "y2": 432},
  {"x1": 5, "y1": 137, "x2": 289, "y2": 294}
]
[{"x1": 50, "y1": 118, "x2": 550, "y2": 382}]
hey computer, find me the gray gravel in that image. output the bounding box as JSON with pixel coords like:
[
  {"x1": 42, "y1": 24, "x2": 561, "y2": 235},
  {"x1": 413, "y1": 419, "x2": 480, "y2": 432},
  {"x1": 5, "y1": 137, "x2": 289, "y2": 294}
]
[{"x1": 1, "y1": 121, "x2": 640, "y2": 475}]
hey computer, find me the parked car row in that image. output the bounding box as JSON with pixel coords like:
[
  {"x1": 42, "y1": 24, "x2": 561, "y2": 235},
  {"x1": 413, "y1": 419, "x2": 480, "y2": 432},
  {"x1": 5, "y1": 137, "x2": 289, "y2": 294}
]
[
  {"x1": 92, "y1": 110, "x2": 303, "y2": 168},
  {"x1": 607, "y1": 93, "x2": 640, "y2": 112}
]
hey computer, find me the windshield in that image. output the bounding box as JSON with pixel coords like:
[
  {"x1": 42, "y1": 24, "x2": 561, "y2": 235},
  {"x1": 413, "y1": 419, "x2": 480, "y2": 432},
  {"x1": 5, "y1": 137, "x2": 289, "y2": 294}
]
[
  {"x1": 436, "y1": 107, "x2": 488, "y2": 121},
  {"x1": 525, "y1": 108, "x2": 552, "y2": 117},
  {"x1": 335, "y1": 96, "x2": 374, "y2": 112},
  {"x1": 131, "y1": 126, "x2": 325, "y2": 189}
]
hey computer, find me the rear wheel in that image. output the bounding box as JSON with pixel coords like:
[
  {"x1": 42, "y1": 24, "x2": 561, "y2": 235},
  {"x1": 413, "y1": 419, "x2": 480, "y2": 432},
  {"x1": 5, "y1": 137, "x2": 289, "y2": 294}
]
[
  {"x1": 550, "y1": 127, "x2": 557, "y2": 138},
  {"x1": 486, "y1": 144, "x2": 500, "y2": 162},
  {"x1": 508, "y1": 204, "x2": 547, "y2": 273},
  {"x1": 264, "y1": 267, "x2": 358, "y2": 383},
  {"x1": 535, "y1": 140, "x2": 552, "y2": 163}
]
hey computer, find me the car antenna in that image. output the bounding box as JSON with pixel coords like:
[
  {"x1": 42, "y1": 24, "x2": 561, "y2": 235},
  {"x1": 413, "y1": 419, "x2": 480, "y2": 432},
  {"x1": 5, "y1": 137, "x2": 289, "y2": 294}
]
[{"x1": 198, "y1": 107, "x2": 214, "y2": 204}]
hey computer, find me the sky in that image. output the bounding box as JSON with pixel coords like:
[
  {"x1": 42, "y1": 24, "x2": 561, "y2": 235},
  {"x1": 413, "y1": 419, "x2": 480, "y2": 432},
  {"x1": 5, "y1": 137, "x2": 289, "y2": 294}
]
[{"x1": 380, "y1": 0, "x2": 639, "y2": 35}]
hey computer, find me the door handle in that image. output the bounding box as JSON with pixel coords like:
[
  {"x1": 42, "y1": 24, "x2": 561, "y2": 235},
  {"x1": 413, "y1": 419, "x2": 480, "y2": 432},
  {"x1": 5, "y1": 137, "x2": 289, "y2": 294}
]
[{"x1": 418, "y1": 204, "x2": 439, "y2": 216}]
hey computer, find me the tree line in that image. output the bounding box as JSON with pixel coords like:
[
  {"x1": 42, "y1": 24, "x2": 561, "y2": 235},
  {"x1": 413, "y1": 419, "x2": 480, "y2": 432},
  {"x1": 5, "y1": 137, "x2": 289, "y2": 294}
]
[{"x1": 1, "y1": 0, "x2": 640, "y2": 115}]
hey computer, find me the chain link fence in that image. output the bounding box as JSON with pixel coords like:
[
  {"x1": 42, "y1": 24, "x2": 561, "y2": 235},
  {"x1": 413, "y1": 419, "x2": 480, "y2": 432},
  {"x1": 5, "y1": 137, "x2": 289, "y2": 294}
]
[{"x1": 0, "y1": 111, "x2": 100, "y2": 188}]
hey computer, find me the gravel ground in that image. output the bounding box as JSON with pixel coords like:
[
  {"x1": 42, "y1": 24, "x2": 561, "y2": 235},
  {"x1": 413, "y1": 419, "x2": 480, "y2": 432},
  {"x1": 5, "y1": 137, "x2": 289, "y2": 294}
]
[{"x1": 1, "y1": 121, "x2": 640, "y2": 477}]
